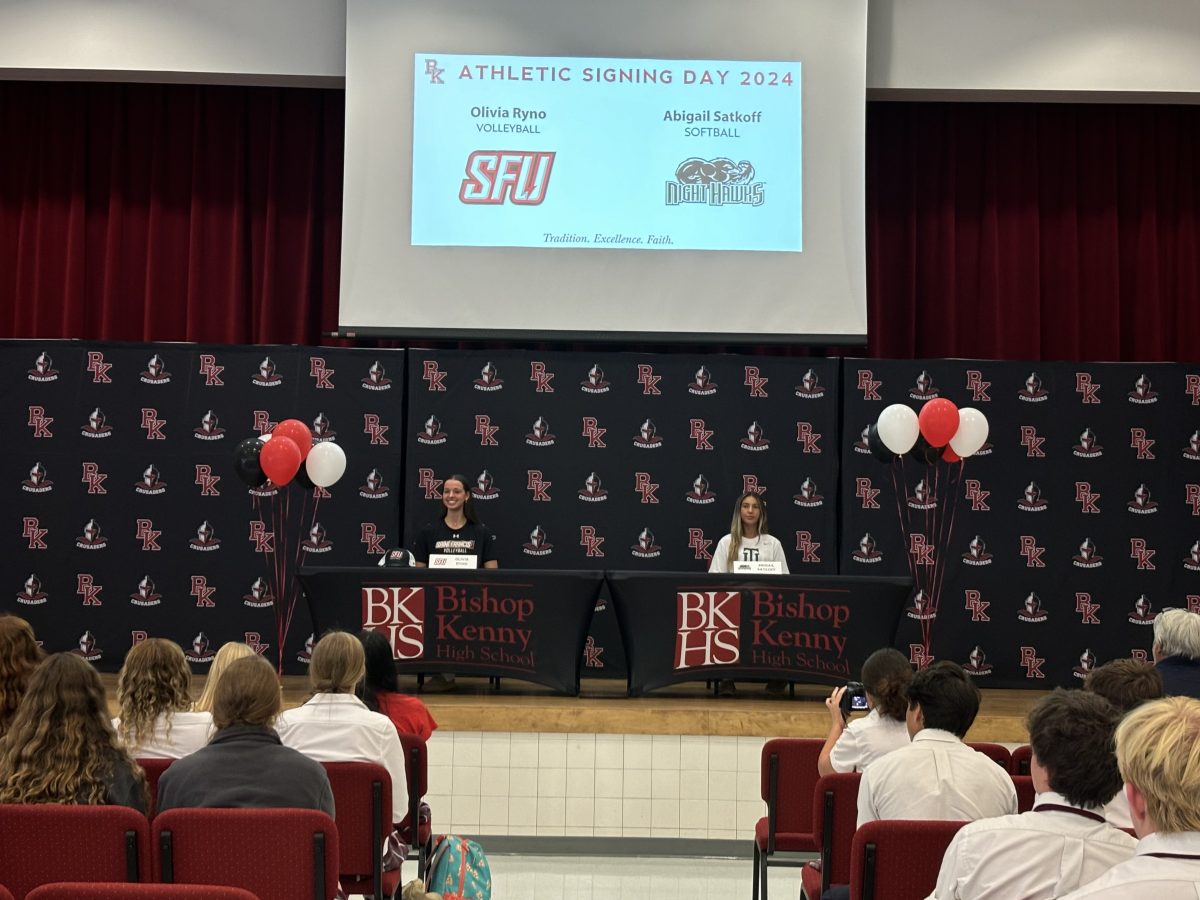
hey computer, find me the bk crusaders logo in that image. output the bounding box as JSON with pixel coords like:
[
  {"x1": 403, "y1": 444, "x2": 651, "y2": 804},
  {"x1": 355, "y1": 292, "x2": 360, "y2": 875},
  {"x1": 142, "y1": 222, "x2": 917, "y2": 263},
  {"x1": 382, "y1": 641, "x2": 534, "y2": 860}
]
[
  {"x1": 189, "y1": 521, "x2": 221, "y2": 551},
  {"x1": 633, "y1": 419, "x2": 662, "y2": 449},
  {"x1": 301, "y1": 522, "x2": 333, "y2": 553},
  {"x1": 579, "y1": 472, "x2": 609, "y2": 502},
  {"x1": 252, "y1": 357, "x2": 283, "y2": 387},
  {"x1": 631, "y1": 527, "x2": 662, "y2": 559},
  {"x1": 1018, "y1": 482, "x2": 1047, "y2": 512},
  {"x1": 674, "y1": 591, "x2": 740, "y2": 669},
  {"x1": 1018, "y1": 372, "x2": 1049, "y2": 402},
  {"x1": 795, "y1": 368, "x2": 824, "y2": 399},
  {"x1": 907, "y1": 478, "x2": 937, "y2": 511},
  {"x1": 1072, "y1": 648, "x2": 1097, "y2": 679},
  {"x1": 363, "y1": 360, "x2": 392, "y2": 390},
  {"x1": 526, "y1": 417, "x2": 556, "y2": 446},
  {"x1": 185, "y1": 632, "x2": 215, "y2": 664},
  {"x1": 22, "y1": 461, "x2": 53, "y2": 493},
  {"x1": 852, "y1": 533, "x2": 882, "y2": 564},
  {"x1": 581, "y1": 364, "x2": 610, "y2": 394},
  {"x1": 248, "y1": 479, "x2": 279, "y2": 498},
  {"x1": 297, "y1": 633, "x2": 316, "y2": 664},
  {"x1": 417, "y1": 415, "x2": 448, "y2": 446},
  {"x1": 17, "y1": 573, "x2": 48, "y2": 605},
  {"x1": 1185, "y1": 541, "x2": 1200, "y2": 572},
  {"x1": 362, "y1": 587, "x2": 426, "y2": 660},
  {"x1": 28, "y1": 352, "x2": 59, "y2": 382},
  {"x1": 1072, "y1": 537, "x2": 1103, "y2": 569},
  {"x1": 1073, "y1": 428, "x2": 1102, "y2": 458},
  {"x1": 140, "y1": 354, "x2": 171, "y2": 384},
  {"x1": 359, "y1": 468, "x2": 390, "y2": 500},
  {"x1": 963, "y1": 536, "x2": 992, "y2": 565},
  {"x1": 685, "y1": 474, "x2": 715, "y2": 505},
  {"x1": 74, "y1": 630, "x2": 102, "y2": 662},
  {"x1": 523, "y1": 525, "x2": 553, "y2": 557},
  {"x1": 130, "y1": 576, "x2": 162, "y2": 607},
  {"x1": 311, "y1": 412, "x2": 335, "y2": 442},
  {"x1": 243, "y1": 577, "x2": 274, "y2": 608},
  {"x1": 77, "y1": 519, "x2": 107, "y2": 550},
  {"x1": 1129, "y1": 593, "x2": 1155, "y2": 624},
  {"x1": 194, "y1": 410, "x2": 225, "y2": 440},
  {"x1": 906, "y1": 590, "x2": 935, "y2": 621},
  {"x1": 793, "y1": 477, "x2": 823, "y2": 508},
  {"x1": 853, "y1": 424, "x2": 872, "y2": 455},
  {"x1": 740, "y1": 421, "x2": 769, "y2": 451},
  {"x1": 82, "y1": 408, "x2": 113, "y2": 438},
  {"x1": 583, "y1": 635, "x2": 605, "y2": 668},
  {"x1": 474, "y1": 361, "x2": 504, "y2": 392},
  {"x1": 963, "y1": 645, "x2": 993, "y2": 676},
  {"x1": 688, "y1": 366, "x2": 717, "y2": 396},
  {"x1": 135, "y1": 464, "x2": 167, "y2": 496},
  {"x1": 1018, "y1": 592, "x2": 1048, "y2": 623},
  {"x1": 1129, "y1": 373, "x2": 1158, "y2": 404},
  {"x1": 1128, "y1": 483, "x2": 1158, "y2": 514},
  {"x1": 909, "y1": 370, "x2": 938, "y2": 400},
  {"x1": 1185, "y1": 430, "x2": 1200, "y2": 460}
]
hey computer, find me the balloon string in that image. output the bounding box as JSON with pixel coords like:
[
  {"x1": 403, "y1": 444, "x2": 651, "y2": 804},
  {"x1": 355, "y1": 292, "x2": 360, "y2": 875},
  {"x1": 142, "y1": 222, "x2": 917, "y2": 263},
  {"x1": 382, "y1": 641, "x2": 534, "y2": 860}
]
[{"x1": 933, "y1": 460, "x2": 966, "y2": 625}]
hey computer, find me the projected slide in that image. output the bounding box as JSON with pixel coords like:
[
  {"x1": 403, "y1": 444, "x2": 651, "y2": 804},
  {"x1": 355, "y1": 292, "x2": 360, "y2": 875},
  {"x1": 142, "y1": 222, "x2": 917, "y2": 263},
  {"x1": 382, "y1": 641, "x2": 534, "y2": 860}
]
[{"x1": 411, "y1": 54, "x2": 802, "y2": 252}]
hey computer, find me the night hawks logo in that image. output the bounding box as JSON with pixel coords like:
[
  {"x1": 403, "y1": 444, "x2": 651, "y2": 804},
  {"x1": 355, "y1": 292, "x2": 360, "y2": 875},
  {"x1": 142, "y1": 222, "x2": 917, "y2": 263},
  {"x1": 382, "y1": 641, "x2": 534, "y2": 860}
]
[{"x1": 666, "y1": 158, "x2": 764, "y2": 207}]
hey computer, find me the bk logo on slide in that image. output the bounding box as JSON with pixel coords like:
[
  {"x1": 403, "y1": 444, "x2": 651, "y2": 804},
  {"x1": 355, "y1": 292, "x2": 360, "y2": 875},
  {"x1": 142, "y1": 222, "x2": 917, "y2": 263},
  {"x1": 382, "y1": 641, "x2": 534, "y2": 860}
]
[
  {"x1": 362, "y1": 586, "x2": 426, "y2": 660},
  {"x1": 675, "y1": 591, "x2": 740, "y2": 669},
  {"x1": 460, "y1": 151, "x2": 555, "y2": 205}
]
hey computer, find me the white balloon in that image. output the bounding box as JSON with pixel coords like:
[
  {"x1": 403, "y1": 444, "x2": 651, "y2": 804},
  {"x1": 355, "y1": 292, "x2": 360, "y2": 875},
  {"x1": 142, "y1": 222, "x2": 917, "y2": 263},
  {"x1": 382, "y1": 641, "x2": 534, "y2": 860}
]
[
  {"x1": 949, "y1": 408, "x2": 989, "y2": 458},
  {"x1": 258, "y1": 432, "x2": 272, "y2": 442},
  {"x1": 876, "y1": 404, "x2": 920, "y2": 454},
  {"x1": 305, "y1": 441, "x2": 346, "y2": 487}
]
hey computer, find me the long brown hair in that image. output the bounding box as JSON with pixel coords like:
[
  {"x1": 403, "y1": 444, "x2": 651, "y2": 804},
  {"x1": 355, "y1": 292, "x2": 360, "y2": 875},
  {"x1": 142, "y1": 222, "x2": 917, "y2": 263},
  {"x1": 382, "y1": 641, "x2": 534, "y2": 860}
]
[
  {"x1": 0, "y1": 615, "x2": 44, "y2": 733},
  {"x1": 116, "y1": 638, "x2": 194, "y2": 749},
  {"x1": 0, "y1": 653, "x2": 147, "y2": 806},
  {"x1": 726, "y1": 492, "x2": 769, "y2": 567}
]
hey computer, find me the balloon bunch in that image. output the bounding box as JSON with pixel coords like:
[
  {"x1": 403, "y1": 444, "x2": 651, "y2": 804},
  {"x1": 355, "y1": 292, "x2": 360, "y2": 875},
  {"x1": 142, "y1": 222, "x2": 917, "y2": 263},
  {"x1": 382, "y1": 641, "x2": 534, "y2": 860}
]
[
  {"x1": 865, "y1": 399, "x2": 990, "y2": 664},
  {"x1": 231, "y1": 419, "x2": 348, "y2": 673}
]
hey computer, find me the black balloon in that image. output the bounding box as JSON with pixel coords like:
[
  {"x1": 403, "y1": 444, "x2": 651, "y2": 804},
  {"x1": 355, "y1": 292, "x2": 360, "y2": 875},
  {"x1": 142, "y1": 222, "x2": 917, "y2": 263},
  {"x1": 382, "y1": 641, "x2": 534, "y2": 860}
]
[
  {"x1": 909, "y1": 434, "x2": 945, "y2": 464},
  {"x1": 232, "y1": 437, "x2": 268, "y2": 487},
  {"x1": 293, "y1": 463, "x2": 316, "y2": 490},
  {"x1": 866, "y1": 424, "x2": 897, "y2": 464}
]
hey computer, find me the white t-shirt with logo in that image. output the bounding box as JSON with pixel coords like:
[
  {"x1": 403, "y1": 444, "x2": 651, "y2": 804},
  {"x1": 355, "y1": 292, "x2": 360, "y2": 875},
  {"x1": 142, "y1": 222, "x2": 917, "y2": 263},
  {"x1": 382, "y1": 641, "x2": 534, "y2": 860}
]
[{"x1": 707, "y1": 533, "x2": 790, "y2": 573}]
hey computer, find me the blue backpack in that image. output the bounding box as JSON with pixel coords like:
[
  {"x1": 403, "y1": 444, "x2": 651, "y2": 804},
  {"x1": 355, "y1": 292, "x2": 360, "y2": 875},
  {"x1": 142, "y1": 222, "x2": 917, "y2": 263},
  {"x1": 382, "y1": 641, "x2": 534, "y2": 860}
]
[{"x1": 425, "y1": 834, "x2": 492, "y2": 900}]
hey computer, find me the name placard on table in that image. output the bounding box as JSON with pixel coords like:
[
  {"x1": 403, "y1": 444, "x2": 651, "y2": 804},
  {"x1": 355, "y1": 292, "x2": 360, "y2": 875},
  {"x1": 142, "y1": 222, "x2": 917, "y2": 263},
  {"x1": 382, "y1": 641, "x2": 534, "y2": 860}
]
[
  {"x1": 429, "y1": 553, "x2": 477, "y2": 569},
  {"x1": 732, "y1": 560, "x2": 784, "y2": 575}
]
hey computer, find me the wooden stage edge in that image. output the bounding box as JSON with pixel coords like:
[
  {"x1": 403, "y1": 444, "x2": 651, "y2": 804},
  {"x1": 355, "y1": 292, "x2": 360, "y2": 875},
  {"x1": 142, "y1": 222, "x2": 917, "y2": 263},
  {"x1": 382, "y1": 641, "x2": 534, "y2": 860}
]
[{"x1": 104, "y1": 674, "x2": 1044, "y2": 743}]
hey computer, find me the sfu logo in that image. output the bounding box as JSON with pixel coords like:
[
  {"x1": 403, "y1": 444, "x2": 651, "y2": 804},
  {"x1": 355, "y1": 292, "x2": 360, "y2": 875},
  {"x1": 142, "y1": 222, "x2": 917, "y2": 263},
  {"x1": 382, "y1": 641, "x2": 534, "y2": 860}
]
[
  {"x1": 637, "y1": 364, "x2": 662, "y2": 395},
  {"x1": 795, "y1": 422, "x2": 821, "y2": 453},
  {"x1": 474, "y1": 415, "x2": 500, "y2": 446},
  {"x1": 1130, "y1": 428, "x2": 1156, "y2": 460},
  {"x1": 309, "y1": 357, "x2": 334, "y2": 389},
  {"x1": 1076, "y1": 372, "x2": 1101, "y2": 404},
  {"x1": 964, "y1": 591, "x2": 991, "y2": 622},
  {"x1": 86, "y1": 351, "x2": 113, "y2": 383},
  {"x1": 362, "y1": 586, "x2": 425, "y2": 660},
  {"x1": 965, "y1": 370, "x2": 992, "y2": 402},
  {"x1": 1020, "y1": 535, "x2": 1046, "y2": 568},
  {"x1": 529, "y1": 361, "x2": 555, "y2": 392},
  {"x1": 422, "y1": 361, "x2": 447, "y2": 391},
  {"x1": 1075, "y1": 482, "x2": 1101, "y2": 514},
  {"x1": 527, "y1": 470, "x2": 552, "y2": 502},
  {"x1": 419, "y1": 469, "x2": 443, "y2": 500},
  {"x1": 140, "y1": 409, "x2": 166, "y2": 440},
  {"x1": 194, "y1": 465, "x2": 221, "y2": 496},
  {"x1": 856, "y1": 478, "x2": 881, "y2": 510},
  {"x1": 363, "y1": 414, "x2": 389, "y2": 445},
  {"x1": 795, "y1": 531, "x2": 821, "y2": 564},
  {"x1": 459, "y1": 150, "x2": 555, "y2": 205},
  {"x1": 1020, "y1": 646, "x2": 1046, "y2": 679},
  {"x1": 964, "y1": 479, "x2": 990, "y2": 512},
  {"x1": 688, "y1": 528, "x2": 713, "y2": 561},
  {"x1": 582, "y1": 417, "x2": 607, "y2": 448},
  {"x1": 360, "y1": 523, "x2": 386, "y2": 556},
  {"x1": 198, "y1": 354, "x2": 224, "y2": 386},
  {"x1": 23, "y1": 517, "x2": 48, "y2": 550},
  {"x1": 248, "y1": 520, "x2": 275, "y2": 554},
  {"x1": 744, "y1": 366, "x2": 768, "y2": 397},
  {"x1": 580, "y1": 526, "x2": 605, "y2": 558},
  {"x1": 857, "y1": 369, "x2": 882, "y2": 401},
  {"x1": 689, "y1": 419, "x2": 714, "y2": 451},
  {"x1": 135, "y1": 519, "x2": 162, "y2": 551},
  {"x1": 1076, "y1": 592, "x2": 1101, "y2": 625},
  {"x1": 1020, "y1": 426, "x2": 1046, "y2": 457},
  {"x1": 27, "y1": 406, "x2": 53, "y2": 438},
  {"x1": 635, "y1": 472, "x2": 660, "y2": 504},
  {"x1": 675, "y1": 591, "x2": 740, "y2": 669}
]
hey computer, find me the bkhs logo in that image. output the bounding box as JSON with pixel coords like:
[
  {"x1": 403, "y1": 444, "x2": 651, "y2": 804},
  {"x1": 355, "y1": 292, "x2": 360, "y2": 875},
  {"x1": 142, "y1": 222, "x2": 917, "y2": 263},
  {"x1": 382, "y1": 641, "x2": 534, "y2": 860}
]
[
  {"x1": 1129, "y1": 483, "x2": 1158, "y2": 514},
  {"x1": 1019, "y1": 426, "x2": 1046, "y2": 458},
  {"x1": 1018, "y1": 592, "x2": 1048, "y2": 623},
  {"x1": 963, "y1": 535, "x2": 992, "y2": 566},
  {"x1": 689, "y1": 366, "x2": 717, "y2": 396},
  {"x1": 28, "y1": 351, "x2": 58, "y2": 382},
  {"x1": 360, "y1": 468, "x2": 390, "y2": 500},
  {"x1": 907, "y1": 478, "x2": 937, "y2": 511},
  {"x1": 855, "y1": 478, "x2": 881, "y2": 510},
  {"x1": 77, "y1": 575, "x2": 103, "y2": 607},
  {"x1": 417, "y1": 415, "x2": 447, "y2": 446},
  {"x1": 364, "y1": 414, "x2": 390, "y2": 445},
  {"x1": 906, "y1": 589, "x2": 935, "y2": 621},
  {"x1": 189, "y1": 521, "x2": 221, "y2": 551},
  {"x1": 581, "y1": 363, "x2": 610, "y2": 394},
  {"x1": 580, "y1": 526, "x2": 605, "y2": 557},
  {"x1": 1129, "y1": 593, "x2": 1155, "y2": 624},
  {"x1": 1018, "y1": 371, "x2": 1048, "y2": 402},
  {"x1": 1075, "y1": 592, "x2": 1101, "y2": 625},
  {"x1": 309, "y1": 357, "x2": 335, "y2": 389},
  {"x1": 198, "y1": 353, "x2": 224, "y2": 386},
  {"x1": 636, "y1": 364, "x2": 662, "y2": 395},
  {"x1": 742, "y1": 475, "x2": 766, "y2": 498},
  {"x1": 527, "y1": 469, "x2": 552, "y2": 501},
  {"x1": 422, "y1": 360, "x2": 447, "y2": 391},
  {"x1": 1075, "y1": 372, "x2": 1101, "y2": 404},
  {"x1": 963, "y1": 646, "x2": 992, "y2": 676},
  {"x1": 75, "y1": 629, "x2": 102, "y2": 661},
  {"x1": 362, "y1": 360, "x2": 391, "y2": 391},
  {"x1": 17, "y1": 573, "x2": 48, "y2": 605},
  {"x1": 136, "y1": 519, "x2": 162, "y2": 552},
  {"x1": 793, "y1": 477, "x2": 823, "y2": 508},
  {"x1": 86, "y1": 351, "x2": 113, "y2": 383},
  {"x1": 634, "y1": 472, "x2": 660, "y2": 504},
  {"x1": 674, "y1": 591, "x2": 740, "y2": 669},
  {"x1": 857, "y1": 369, "x2": 882, "y2": 401},
  {"x1": 688, "y1": 528, "x2": 713, "y2": 561},
  {"x1": 795, "y1": 531, "x2": 821, "y2": 563},
  {"x1": 1128, "y1": 373, "x2": 1157, "y2": 404},
  {"x1": 795, "y1": 422, "x2": 821, "y2": 453},
  {"x1": 689, "y1": 419, "x2": 714, "y2": 451},
  {"x1": 1020, "y1": 646, "x2": 1045, "y2": 679},
  {"x1": 418, "y1": 469, "x2": 443, "y2": 500},
  {"x1": 82, "y1": 408, "x2": 113, "y2": 438},
  {"x1": 964, "y1": 591, "x2": 991, "y2": 622},
  {"x1": 243, "y1": 577, "x2": 274, "y2": 608},
  {"x1": 22, "y1": 461, "x2": 53, "y2": 494},
  {"x1": 965, "y1": 370, "x2": 991, "y2": 402},
  {"x1": 1075, "y1": 482, "x2": 1101, "y2": 514},
  {"x1": 1130, "y1": 428, "x2": 1156, "y2": 460},
  {"x1": 909, "y1": 644, "x2": 935, "y2": 670},
  {"x1": 252, "y1": 410, "x2": 277, "y2": 438},
  {"x1": 526, "y1": 416, "x2": 556, "y2": 446},
  {"x1": 471, "y1": 470, "x2": 498, "y2": 501},
  {"x1": 1017, "y1": 481, "x2": 1047, "y2": 512},
  {"x1": 909, "y1": 370, "x2": 938, "y2": 400},
  {"x1": 194, "y1": 465, "x2": 221, "y2": 497},
  {"x1": 633, "y1": 419, "x2": 662, "y2": 449},
  {"x1": 251, "y1": 356, "x2": 283, "y2": 387},
  {"x1": 582, "y1": 417, "x2": 607, "y2": 448},
  {"x1": 631, "y1": 527, "x2": 662, "y2": 559},
  {"x1": 82, "y1": 462, "x2": 108, "y2": 495},
  {"x1": 130, "y1": 575, "x2": 162, "y2": 607},
  {"x1": 249, "y1": 520, "x2": 276, "y2": 554},
  {"x1": 185, "y1": 631, "x2": 215, "y2": 661},
  {"x1": 1184, "y1": 429, "x2": 1200, "y2": 461},
  {"x1": 523, "y1": 525, "x2": 553, "y2": 557},
  {"x1": 1072, "y1": 537, "x2": 1103, "y2": 569},
  {"x1": 1020, "y1": 535, "x2": 1046, "y2": 568},
  {"x1": 1189, "y1": 484, "x2": 1200, "y2": 515},
  {"x1": 23, "y1": 517, "x2": 48, "y2": 550},
  {"x1": 1186, "y1": 540, "x2": 1200, "y2": 572},
  {"x1": 459, "y1": 151, "x2": 555, "y2": 205},
  {"x1": 27, "y1": 406, "x2": 53, "y2": 438},
  {"x1": 1073, "y1": 428, "x2": 1102, "y2": 458},
  {"x1": 795, "y1": 368, "x2": 824, "y2": 399},
  {"x1": 194, "y1": 410, "x2": 225, "y2": 440},
  {"x1": 579, "y1": 472, "x2": 609, "y2": 502},
  {"x1": 360, "y1": 523, "x2": 386, "y2": 556},
  {"x1": 1072, "y1": 648, "x2": 1097, "y2": 680},
  {"x1": 424, "y1": 57, "x2": 444, "y2": 84},
  {"x1": 583, "y1": 636, "x2": 605, "y2": 668},
  {"x1": 140, "y1": 354, "x2": 171, "y2": 384},
  {"x1": 301, "y1": 522, "x2": 333, "y2": 554},
  {"x1": 474, "y1": 361, "x2": 503, "y2": 392},
  {"x1": 362, "y1": 586, "x2": 425, "y2": 660},
  {"x1": 529, "y1": 361, "x2": 555, "y2": 392},
  {"x1": 740, "y1": 421, "x2": 769, "y2": 451},
  {"x1": 909, "y1": 534, "x2": 936, "y2": 568},
  {"x1": 744, "y1": 366, "x2": 768, "y2": 397},
  {"x1": 474, "y1": 415, "x2": 500, "y2": 446},
  {"x1": 1130, "y1": 538, "x2": 1156, "y2": 570},
  {"x1": 852, "y1": 532, "x2": 882, "y2": 564},
  {"x1": 311, "y1": 412, "x2": 335, "y2": 442},
  {"x1": 77, "y1": 519, "x2": 107, "y2": 550},
  {"x1": 244, "y1": 632, "x2": 271, "y2": 655},
  {"x1": 684, "y1": 473, "x2": 714, "y2": 505}
]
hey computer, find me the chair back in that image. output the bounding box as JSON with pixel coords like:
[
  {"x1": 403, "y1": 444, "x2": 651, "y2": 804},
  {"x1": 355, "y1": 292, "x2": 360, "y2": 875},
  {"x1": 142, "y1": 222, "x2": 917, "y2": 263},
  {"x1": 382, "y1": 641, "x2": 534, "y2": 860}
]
[
  {"x1": 27, "y1": 885, "x2": 259, "y2": 899},
  {"x1": 1010, "y1": 744, "x2": 1032, "y2": 775},
  {"x1": 849, "y1": 819, "x2": 967, "y2": 900},
  {"x1": 810, "y1": 772, "x2": 862, "y2": 893},
  {"x1": 321, "y1": 762, "x2": 393, "y2": 897},
  {"x1": 397, "y1": 732, "x2": 431, "y2": 876},
  {"x1": 0, "y1": 804, "x2": 151, "y2": 899},
  {"x1": 1012, "y1": 774, "x2": 1036, "y2": 813},
  {"x1": 965, "y1": 742, "x2": 1012, "y2": 769},
  {"x1": 135, "y1": 758, "x2": 174, "y2": 816},
  {"x1": 153, "y1": 808, "x2": 338, "y2": 900},
  {"x1": 0, "y1": 884, "x2": 13, "y2": 900},
  {"x1": 760, "y1": 738, "x2": 823, "y2": 852}
]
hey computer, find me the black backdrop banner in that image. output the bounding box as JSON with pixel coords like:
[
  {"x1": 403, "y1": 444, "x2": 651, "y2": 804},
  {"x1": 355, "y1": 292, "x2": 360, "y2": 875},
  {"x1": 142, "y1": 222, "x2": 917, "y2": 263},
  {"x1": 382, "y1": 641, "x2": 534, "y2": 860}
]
[
  {"x1": 841, "y1": 359, "x2": 1199, "y2": 688},
  {"x1": 2, "y1": 341, "x2": 405, "y2": 674}
]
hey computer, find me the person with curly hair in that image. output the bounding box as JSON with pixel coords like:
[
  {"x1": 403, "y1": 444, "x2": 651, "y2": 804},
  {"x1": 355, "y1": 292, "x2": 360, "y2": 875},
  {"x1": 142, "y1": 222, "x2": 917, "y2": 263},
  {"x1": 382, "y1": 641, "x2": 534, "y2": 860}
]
[
  {"x1": 0, "y1": 615, "x2": 44, "y2": 736},
  {"x1": 0, "y1": 652, "x2": 147, "y2": 811},
  {"x1": 194, "y1": 641, "x2": 256, "y2": 714},
  {"x1": 113, "y1": 638, "x2": 212, "y2": 758}
]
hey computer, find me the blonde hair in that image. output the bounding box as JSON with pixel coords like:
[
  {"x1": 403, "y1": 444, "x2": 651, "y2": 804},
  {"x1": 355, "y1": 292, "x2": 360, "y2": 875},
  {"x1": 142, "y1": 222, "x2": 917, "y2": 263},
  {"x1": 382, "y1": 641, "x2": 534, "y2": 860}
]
[
  {"x1": 0, "y1": 615, "x2": 44, "y2": 733},
  {"x1": 195, "y1": 642, "x2": 256, "y2": 713},
  {"x1": 116, "y1": 639, "x2": 192, "y2": 749},
  {"x1": 1116, "y1": 696, "x2": 1200, "y2": 833},
  {"x1": 212, "y1": 656, "x2": 281, "y2": 730},
  {"x1": 726, "y1": 492, "x2": 769, "y2": 567},
  {"x1": 309, "y1": 631, "x2": 366, "y2": 694}
]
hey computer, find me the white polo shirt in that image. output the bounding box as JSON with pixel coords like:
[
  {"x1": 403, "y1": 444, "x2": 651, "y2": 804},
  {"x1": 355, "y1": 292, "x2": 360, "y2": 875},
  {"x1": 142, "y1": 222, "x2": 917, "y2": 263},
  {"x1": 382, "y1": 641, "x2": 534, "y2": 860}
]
[
  {"x1": 1058, "y1": 831, "x2": 1200, "y2": 899},
  {"x1": 828, "y1": 708, "x2": 911, "y2": 773},
  {"x1": 112, "y1": 710, "x2": 214, "y2": 759}
]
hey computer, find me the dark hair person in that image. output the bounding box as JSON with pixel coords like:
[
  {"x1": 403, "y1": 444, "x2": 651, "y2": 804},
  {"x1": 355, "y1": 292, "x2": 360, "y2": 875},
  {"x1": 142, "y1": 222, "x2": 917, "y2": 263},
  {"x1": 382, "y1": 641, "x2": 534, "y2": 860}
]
[
  {"x1": 818, "y1": 648, "x2": 913, "y2": 775},
  {"x1": 357, "y1": 629, "x2": 437, "y2": 741},
  {"x1": 411, "y1": 473, "x2": 499, "y2": 569},
  {"x1": 0, "y1": 653, "x2": 147, "y2": 811},
  {"x1": 0, "y1": 614, "x2": 44, "y2": 736}
]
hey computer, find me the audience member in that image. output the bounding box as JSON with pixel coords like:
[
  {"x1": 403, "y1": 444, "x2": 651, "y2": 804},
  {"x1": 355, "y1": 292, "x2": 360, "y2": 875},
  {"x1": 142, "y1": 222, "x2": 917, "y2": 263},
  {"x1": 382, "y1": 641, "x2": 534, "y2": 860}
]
[
  {"x1": 1059, "y1": 696, "x2": 1200, "y2": 898},
  {"x1": 927, "y1": 690, "x2": 1135, "y2": 899},
  {"x1": 0, "y1": 653, "x2": 147, "y2": 811},
  {"x1": 357, "y1": 629, "x2": 438, "y2": 741},
  {"x1": 194, "y1": 641, "x2": 256, "y2": 713},
  {"x1": 157, "y1": 655, "x2": 333, "y2": 815},
  {"x1": 277, "y1": 631, "x2": 409, "y2": 823},
  {"x1": 1152, "y1": 609, "x2": 1200, "y2": 699},
  {"x1": 818, "y1": 647, "x2": 912, "y2": 775},
  {"x1": 0, "y1": 614, "x2": 44, "y2": 736},
  {"x1": 857, "y1": 661, "x2": 1016, "y2": 827},
  {"x1": 114, "y1": 637, "x2": 213, "y2": 758}
]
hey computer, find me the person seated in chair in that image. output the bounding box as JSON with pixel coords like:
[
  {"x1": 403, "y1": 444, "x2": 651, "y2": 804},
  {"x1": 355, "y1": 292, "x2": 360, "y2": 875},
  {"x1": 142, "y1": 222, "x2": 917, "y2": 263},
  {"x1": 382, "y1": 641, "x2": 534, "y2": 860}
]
[{"x1": 1151, "y1": 609, "x2": 1200, "y2": 699}]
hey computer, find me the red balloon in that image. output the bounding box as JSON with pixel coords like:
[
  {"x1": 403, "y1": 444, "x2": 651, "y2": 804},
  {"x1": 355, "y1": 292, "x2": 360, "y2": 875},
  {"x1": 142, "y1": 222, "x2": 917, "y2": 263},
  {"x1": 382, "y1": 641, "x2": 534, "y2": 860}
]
[
  {"x1": 260, "y1": 435, "x2": 301, "y2": 485},
  {"x1": 942, "y1": 446, "x2": 962, "y2": 463},
  {"x1": 272, "y1": 419, "x2": 313, "y2": 459},
  {"x1": 918, "y1": 398, "x2": 960, "y2": 447}
]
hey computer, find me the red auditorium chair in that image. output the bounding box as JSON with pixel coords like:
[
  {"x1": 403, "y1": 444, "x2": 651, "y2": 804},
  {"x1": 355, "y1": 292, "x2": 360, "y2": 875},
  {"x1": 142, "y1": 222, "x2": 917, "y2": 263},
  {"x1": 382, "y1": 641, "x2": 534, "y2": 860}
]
[
  {"x1": 752, "y1": 738, "x2": 822, "y2": 900},
  {"x1": 136, "y1": 757, "x2": 174, "y2": 816},
  {"x1": 397, "y1": 733, "x2": 432, "y2": 879},
  {"x1": 1012, "y1": 774, "x2": 1036, "y2": 813},
  {"x1": 1010, "y1": 744, "x2": 1032, "y2": 775},
  {"x1": 848, "y1": 819, "x2": 967, "y2": 900},
  {"x1": 800, "y1": 772, "x2": 862, "y2": 900},
  {"x1": 154, "y1": 808, "x2": 338, "y2": 900},
  {"x1": 965, "y1": 742, "x2": 1012, "y2": 769},
  {"x1": 27, "y1": 885, "x2": 259, "y2": 899},
  {"x1": 321, "y1": 762, "x2": 403, "y2": 900},
  {"x1": 0, "y1": 885, "x2": 13, "y2": 900},
  {"x1": 0, "y1": 804, "x2": 151, "y2": 899}
]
